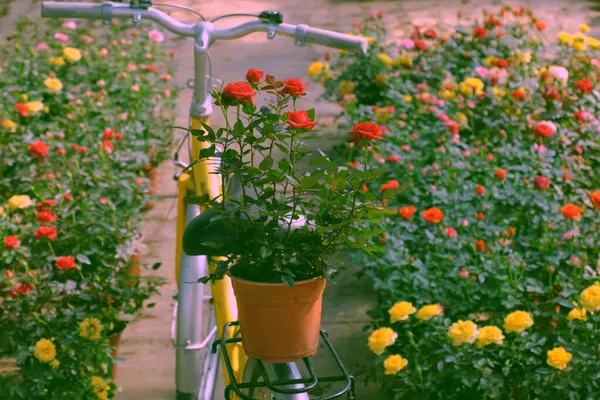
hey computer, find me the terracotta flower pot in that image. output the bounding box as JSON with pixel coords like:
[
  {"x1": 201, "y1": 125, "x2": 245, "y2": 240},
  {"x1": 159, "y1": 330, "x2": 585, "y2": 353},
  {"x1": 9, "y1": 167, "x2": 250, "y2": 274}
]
[
  {"x1": 230, "y1": 276, "x2": 326, "y2": 363},
  {"x1": 110, "y1": 333, "x2": 121, "y2": 381}
]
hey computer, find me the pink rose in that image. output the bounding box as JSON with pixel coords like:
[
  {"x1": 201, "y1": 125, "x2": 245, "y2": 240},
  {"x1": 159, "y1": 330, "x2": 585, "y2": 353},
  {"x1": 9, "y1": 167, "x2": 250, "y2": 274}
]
[
  {"x1": 399, "y1": 39, "x2": 415, "y2": 49},
  {"x1": 54, "y1": 32, "x2": 69, "y2": 41},
  {"x1": 148, "y1": 29, "x2": 164, "y2": 42},
  {"x1": 475, "y1": 66, "x2": 490, "y2": 79},
  {"x1": 81, "y1": 35, "x2": 94, "y2": 44},
  {"x1": 592, "y1": 59, "x2": 600, "y2": 69},
  {"x1": 62, "y1": 21, "x2": 77, "y2": 30},
  {"x1": 99, "y1": 48, "x2": 108, "y2": 58},
  {"x1": 131, "y1": 85, "x2": 140, "y2": 92},
  {"x1": 36, "y1": 43, "x2": 48, "y2": 50},
  {"x1": 128, "y1": 63, "x2": 137, "y2": 71},
  {"x1": 445, "y1": 227, "x2": 458, "y2": 238}
]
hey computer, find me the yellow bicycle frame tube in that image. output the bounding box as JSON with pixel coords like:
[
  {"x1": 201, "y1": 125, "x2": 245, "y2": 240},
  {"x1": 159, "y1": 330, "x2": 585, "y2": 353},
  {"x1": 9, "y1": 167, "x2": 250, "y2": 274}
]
[{"x1": 175, "y1": 116, "x2": 247, "y2": 389}]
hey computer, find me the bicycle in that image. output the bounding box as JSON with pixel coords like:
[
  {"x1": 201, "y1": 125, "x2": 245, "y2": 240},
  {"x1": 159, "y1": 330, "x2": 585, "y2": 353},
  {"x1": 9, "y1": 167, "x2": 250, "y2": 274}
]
[{"x1": 41, "y1": 1, "x2": 368, "y2": 399}]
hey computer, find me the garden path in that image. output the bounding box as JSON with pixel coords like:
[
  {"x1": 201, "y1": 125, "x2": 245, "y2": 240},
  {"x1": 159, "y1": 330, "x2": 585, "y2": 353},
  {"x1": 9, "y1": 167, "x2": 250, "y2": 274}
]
[{"x1": 0, "y1": 0, "x2": 596, "y2": 399}]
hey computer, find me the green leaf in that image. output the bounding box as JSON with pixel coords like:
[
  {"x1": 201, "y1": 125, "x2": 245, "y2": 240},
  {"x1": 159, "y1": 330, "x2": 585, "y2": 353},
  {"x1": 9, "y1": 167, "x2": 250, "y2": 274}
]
[
  {"x1": 259, "y1": 156, "x2": 274, "y2": 171},
  {"x1": 151, "y1": 262, "x2": 162, "y2": 270},
  {"x1": 76, "y1": 255, "x2": 91, "y2": 265},
  {"x1": 199, "y1": 144, "x2": 216, "y2": 159},
  {"x1": 306, "y1": 108, "x2": 316, "y2": 121}
]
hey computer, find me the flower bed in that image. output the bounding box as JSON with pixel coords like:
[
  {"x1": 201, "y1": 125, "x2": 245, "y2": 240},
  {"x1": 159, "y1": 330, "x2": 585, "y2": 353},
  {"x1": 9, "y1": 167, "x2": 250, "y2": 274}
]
[
  {"x1": 310, "y1": 7, "x2": 600, "y2": 399},
  {"x1": 0, "y1": 18, "x2": 178, "y2": 398}
]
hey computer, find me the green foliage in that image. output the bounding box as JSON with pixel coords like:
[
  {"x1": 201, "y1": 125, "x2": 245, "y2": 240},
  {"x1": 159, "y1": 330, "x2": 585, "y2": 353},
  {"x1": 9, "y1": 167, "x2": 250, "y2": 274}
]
[
  {"x1": 0, "y1": 17, "x2": 178, "y2": 398},
  {"x1": 310, "y1": 6, "x2": 600, "y2": 399}
]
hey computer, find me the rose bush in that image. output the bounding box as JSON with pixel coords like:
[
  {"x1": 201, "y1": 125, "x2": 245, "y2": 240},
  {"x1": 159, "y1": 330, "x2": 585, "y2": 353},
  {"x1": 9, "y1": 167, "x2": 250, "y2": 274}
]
[
  {"x1": 0, "y1": 18, "x2": 178, "y2": 398},
  {"x1": 310, "y1": 6, "x2": 600, "y2": 399}
]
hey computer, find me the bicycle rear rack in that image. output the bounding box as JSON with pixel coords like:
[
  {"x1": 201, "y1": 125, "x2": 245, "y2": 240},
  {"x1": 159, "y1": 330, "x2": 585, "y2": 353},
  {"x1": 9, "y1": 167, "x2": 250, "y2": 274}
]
[{"x1": 211, "y1": 321, "x2": 356, "y2": 400}]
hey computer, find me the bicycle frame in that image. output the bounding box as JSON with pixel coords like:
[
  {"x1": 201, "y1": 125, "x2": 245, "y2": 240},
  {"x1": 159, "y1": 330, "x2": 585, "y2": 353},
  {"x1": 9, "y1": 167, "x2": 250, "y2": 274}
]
[{"x1": 41, "y1": 2, "x2": 367, "y2": 398}]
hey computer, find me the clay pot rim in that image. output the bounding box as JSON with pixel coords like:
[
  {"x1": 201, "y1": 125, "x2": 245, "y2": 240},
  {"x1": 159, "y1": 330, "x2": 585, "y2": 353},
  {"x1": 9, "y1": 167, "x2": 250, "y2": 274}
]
[{"x1": 228, "y1": 273, "x2": 325, "y2": 287}]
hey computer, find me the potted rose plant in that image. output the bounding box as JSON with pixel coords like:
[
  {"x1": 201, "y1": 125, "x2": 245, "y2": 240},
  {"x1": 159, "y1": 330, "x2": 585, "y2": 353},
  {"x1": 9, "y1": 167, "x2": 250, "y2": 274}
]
[{"x1": 182, "y1": 71, "x2": 386, "y2": 362}]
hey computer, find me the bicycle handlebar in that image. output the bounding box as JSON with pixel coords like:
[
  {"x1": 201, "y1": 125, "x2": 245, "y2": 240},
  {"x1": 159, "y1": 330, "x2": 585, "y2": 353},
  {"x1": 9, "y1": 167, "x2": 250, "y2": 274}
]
[{"x1": 41, "y1": 2, "x2": 368, "y2": 53}]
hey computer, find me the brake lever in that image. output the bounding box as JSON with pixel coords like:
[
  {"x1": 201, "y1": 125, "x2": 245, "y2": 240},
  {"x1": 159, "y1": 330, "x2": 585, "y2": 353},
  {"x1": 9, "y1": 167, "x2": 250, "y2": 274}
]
[{"x1": 258, "y1": 11, "x2": 283, "y2": 25}]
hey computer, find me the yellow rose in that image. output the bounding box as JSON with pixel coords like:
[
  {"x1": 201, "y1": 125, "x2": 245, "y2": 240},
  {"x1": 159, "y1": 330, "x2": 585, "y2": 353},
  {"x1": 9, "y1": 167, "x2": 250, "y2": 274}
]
[
  {"x1": 307, "y1": 61, "x2": 325, "y2": 78},
  {"x1": 403, "y1": 95, "x2": 413, "y2": 103},
  {"x1": 580, "y1": 282, "x2": 600, "y2": 311},
  {"x1": 357, "y1": 34, "x2": 375, "y2": 44},
  {"x1": 49, "y1": 56, "x2": 65, "y2": 66},
  {"x1": 492, "y1": 87, "x2": 506, "y2": 99},
  {"x1": 476, "y1": 326, "x2": 504, "y2": 348},
  {"x1": 389, "y1": 301, "x2": 416, "y2": 323},
  {"x1": 448, "y1": 320, "x2": 478, "y2": 346},
  {"x1": 25, "y1": 101, "x2": 44, "y2": 115},
  {"x1": 557, "y1": 31, "x2": 573, "y2": 45},
  {"x1": 20, "y1": 94, "x2": 28, "y2": 101},
  {"x1": 416, "y1": 304, "x2": 444, "y2": 320},
  {"x1": 339, "y1": 80, "x2": 356, "y2": 95},
  {"x1": 588, "y1": 36, "x2": 600, "y2": 49},
  {"x1": 517, "y1": 50, "x2": 532, "y2": 63},
  {"x1": 580, "y1": 24, "x2": 591, "y2": 33},
  {"x1": 377, "y1": 53, "x2": 393, "y2": 67},
  {"x1": 546, "y1": 347, "x2": 572, "y2": 370},
  {"x1": 44, "y1": 77, "x2": 63, "y2": 93},
  {"x1": 374, "y1": 107, "x2": 393, "y2": 123},
  {"x1": 457, "y1": 112, "x2": 468, "y2": 122},
  {"x1": 503, "y1": 310, "x2": 533, "y2": 333},
  {"x1": 460, "y1": 77, "x2": 484, "y2": 96},
  {"x1": 91, "y1": 376, "x2": 109, "y2": 400},
  {"x1": 439, "y1": 89, "x2": 456, "y2": 100},
  {"x1": 393, "y1": 55, "x2": 413, "y2": 67},
  {"x1": 8, "y1": 195, "x2": 33, "y2": 210},
  {"x1": 572, "y1": 34, "x2": 587, "y2": 52},
  {"x1": 375, "y1": 74, "x2": 388, "y2": 88},
  {"x1": 0, "y1": 207, "x2": 6, "y2": 218},
  {"x1": 383, "y1": 354, "x2": 408, "y2": 375},
  {"x1": 485, "y1": 56, "x2": 498, "y2": 67},
  {"x1": 567, "y1": 307, "x2": 587, "y2": 321},
  {"x1": 33, "y1": 339, "x2": 56, "y2": 363},
  {"x1": 63, "y1": 47, "x2": 82, "y2": 62},
  {"x1": 2, "y1": 119, "x2": 17, "y2": 133},
  {"x1": 50, "y1": 360, "x2": 60, "y2": 369},
  {"x1": 368, "y1": 327, "x2": 397, "y2": 355},
  {"x1": 79, "y1": 317, "x2": 103, "y2": 341},
  {"x1": 531, "y1": 35, "x2": 538, "y2": 42}
]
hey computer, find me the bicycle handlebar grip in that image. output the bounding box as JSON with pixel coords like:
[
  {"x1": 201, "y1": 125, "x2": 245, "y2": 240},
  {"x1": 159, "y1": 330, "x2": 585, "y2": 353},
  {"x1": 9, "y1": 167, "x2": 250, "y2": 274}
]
[
  {"x1": 41, "y1": 2, "x2": 105, "y2": 19},
  {"x1": 301, "y1": 25, "x2": 368, "y2": 54}
]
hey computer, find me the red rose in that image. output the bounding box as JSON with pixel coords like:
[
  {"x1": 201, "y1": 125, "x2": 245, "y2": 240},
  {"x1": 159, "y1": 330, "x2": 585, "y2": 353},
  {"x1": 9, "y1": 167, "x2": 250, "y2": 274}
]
[
  {"x1": 103, "y1": 128, "x2": 114, "y2": 140},
  {"x1": 245, "y1": 69, "x2": 264, "y2": 83},
  {"x1": 37, "y1": 199, "x2": 56, "y2": 211},
  {"x1": 287, "y1": 110, "x2": 317, "y2": 130},
  {"x1": 496, "y1": 169, "x2": 507, "y2": 180},
  {"x1": 535, "y1": 21, "x2": 548, "y2": 31},
  {"x1": 446, "y1": 120, "x2": 459, "y2": 135},
  {"x1": 34, "y1": 226, "x2": 58, "y2": 240},
  {"x1": 387, "y1": 154, "x2": 401, "y2": 163},
  {"x1": 349, "y1": 122, "x2": 383, "y2": 143},
  {"x1": 3, "y1": 235, "x2": 19, "y2": 249},
  {"x1": 496, "y1": 59, "x2": 508, "y2": 68},
  {"x1": 102, "y1": 140, "x2": 113, "y2": 153},
  {"x1": 4, "y1": 270, "x2": 14, "y2": 278},
  {"x1": 16, "y1": 283, "x2": 33, "y2": 295},
  {"x1": 15, "y1": 103, "x2": 28, "y2": 117},
  {"x1": 221, "y1": 81, "x2": 256, "y2": 105},
  {"x1": 476, "y1": 185, "x2": 485, "y2": 195},
  {"x1": 424, "y1": 28, "x2": 437, "y2": 39},
  {"x1": 560, "y1": 204, "x2": 583, "y2": 219},
  {"x1": 534, "y1": 176, "x2": 551, "y2": 189},
  {"x1": 282, "y1": 78, "x2": 309, "y2": 97},
  {"x1": 533, "y1": 121, "x2": 556, "y2": 137},
  {"x1": 28, "y1": 141, "x2": 50, "y2": 157},
  {"x1": 56, "y1": 256, "x2": 77, "y2": 270},
  {"x1": 512, "y1": 90, "x2": 526, "y2": 100},
  {"x1": 57, "y1": 148, "x2": 66, "y2": 156},
  {"x1": 349, "y1": 160, "x2": 360, "y2": 169},
  {"x1": 36, "y1": 210, "x2": 57, "y2": 225},
  {"x1": 64, "y1": 193, "x2": 73, "y2": 201},
  {"x1": 115, "y1": 132, "x2": 123, "y2": 140},
  {"x1": 381, "y1": 180, "x2": 400, "y2": 192},
  {"x1": 575, "y1": 79, "x2": 593, "y2": 94},
  {"x1": 79, "y1": 146, "x2": 88, "y2": 154},
  {"x1": 473, "y1": 27, "x2": 488, "y2": 38},
  {"x1": 414, "y1": 40, "x2": 427, "y2": 51}
]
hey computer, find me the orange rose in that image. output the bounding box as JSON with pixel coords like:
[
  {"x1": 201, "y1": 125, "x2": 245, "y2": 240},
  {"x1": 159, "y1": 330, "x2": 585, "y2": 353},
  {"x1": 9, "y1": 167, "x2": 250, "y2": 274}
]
[
  {"x1": 381, "y1": 180, "x2": 400, "y2": 192},
  {"x1": 476, "y1": 239, "x2": 485, "y2": 252},
  {"x1": 588, "y1": 191, "x2": 600, "y2": 210},
  {"x1": 399, "y1": 206, "x2": 416, "y2": 220},
  {"x1": 560, "y1": 204, "x2": 583, "y2": 219},
  {"x1": 476, "y1": 185, "x2": 485, "y2": 195},
  {"x1": 496, "y1": 169, "x2": 506, "y2": 180},
  {"x1": 422, "y1": 207, "x2": 444, "y2": 223}
]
